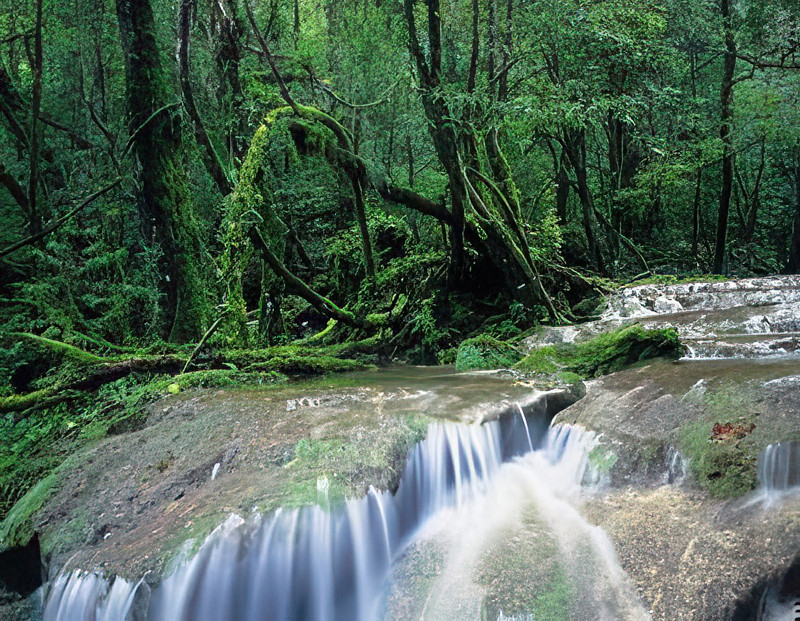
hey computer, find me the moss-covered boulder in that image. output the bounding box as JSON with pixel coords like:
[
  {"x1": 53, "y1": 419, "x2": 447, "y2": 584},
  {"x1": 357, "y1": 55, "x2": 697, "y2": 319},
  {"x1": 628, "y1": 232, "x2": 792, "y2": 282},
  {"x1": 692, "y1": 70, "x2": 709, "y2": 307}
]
[
  {"x1": 516, "y1": 325, "x2": 684, "y2": 379},
  {"x1": 454, "y1": 335, "x2": 524, "y2": 371}
]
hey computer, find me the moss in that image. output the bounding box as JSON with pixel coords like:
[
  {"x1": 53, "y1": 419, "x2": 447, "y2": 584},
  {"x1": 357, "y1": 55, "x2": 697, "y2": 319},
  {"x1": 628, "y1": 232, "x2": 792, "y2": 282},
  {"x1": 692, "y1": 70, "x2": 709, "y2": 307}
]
[
  {"x1": 571, "y1": 296, "x2": 603, "y2": 317},
  {"x1": 568, "y1": 325, "x2": 683, "y2": 377},
  {"x1": 479, "y1": 512, "x2": 577, "y2": 620},
  {"x1": 0, "y1": 390, "x2": 50, "y2": 414},
  {"x1": 454, "y1": 335, "x2": 524, "y2": 371},
  {"x1": 0, "y1": 472, "x2": 60, "y2": 551},
  {"x1": 16, "y1": 332, "x2": 114, "y2": 364},
  {"x1": 675, "y1": 383, "x2": 765, "y2": 499},
  {"x1": 678, "y1": 419, "x2": 758, "y2": 498},
  {"x1": 515, "y1": 325, "x2": 684, "y2": 380},
  {"x1": 621, "y1": 273, "x2": 729, "y2": 288},
  {"x1": 515, "y1": 346, "x2": 560, "y2": 374},
  {"x1": 588, "y1": 445, "x2": 618, "y2": 475},
  {"x1": 277, "y1": 414, "x2": 429, "y2": 509}
]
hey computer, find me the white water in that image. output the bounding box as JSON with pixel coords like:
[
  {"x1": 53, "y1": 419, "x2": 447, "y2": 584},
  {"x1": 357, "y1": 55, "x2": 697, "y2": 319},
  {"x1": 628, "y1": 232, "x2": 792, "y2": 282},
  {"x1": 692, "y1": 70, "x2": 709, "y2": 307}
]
[
  {"x1": 42, "y1": 572, "x2": 142, "y2": 621},
  {"x1": 389, "y1": 425, "x2": 649, "y2": 620},
  {"x1": 42, "y1": 412, "x2": 645, "y2": 621},
  {"x1": 758, "y1": 441, "x2": 800, "y2": 492}
]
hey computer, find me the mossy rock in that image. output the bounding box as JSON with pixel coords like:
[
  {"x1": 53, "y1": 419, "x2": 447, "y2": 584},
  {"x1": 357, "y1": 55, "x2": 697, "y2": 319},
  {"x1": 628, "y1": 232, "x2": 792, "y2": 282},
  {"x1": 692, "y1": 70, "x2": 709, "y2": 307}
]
[
  {"x1": 572, "y1": 296, "x2": 603, "y2": 318},
  {"x1": 454, "y1": 335, "x2": 524, "y2": 371},
  {"x1": 0, "y1": 472, "x2": 60, "y2": 552},
  {"x1": 678, "y1": 419, "x2": 758, "y2": 498},
  {"x1": 515, "y1": 325, "x2": 684, "y2": 380}
]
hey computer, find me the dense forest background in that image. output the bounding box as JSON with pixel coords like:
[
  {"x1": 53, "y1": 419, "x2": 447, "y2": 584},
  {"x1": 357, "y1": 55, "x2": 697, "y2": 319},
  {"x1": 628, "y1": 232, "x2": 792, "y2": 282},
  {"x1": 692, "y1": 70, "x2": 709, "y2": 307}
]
[
  {"x1": 2, "y1": 0, "x2": 800, "y2": 352},
  {"x1": 1, "y1": 0, "x2": 799, "y2": 513}
]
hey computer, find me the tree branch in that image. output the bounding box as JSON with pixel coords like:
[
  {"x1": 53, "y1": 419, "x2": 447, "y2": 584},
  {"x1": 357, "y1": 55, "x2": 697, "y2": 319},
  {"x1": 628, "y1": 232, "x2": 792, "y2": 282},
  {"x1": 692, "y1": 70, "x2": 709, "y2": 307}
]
[
  {"x1": 249, "y1": 227, "x2": 368, "y2": 329},
  {"x1": 0, "y1": 178, "x2": 121, "y2": 258}
]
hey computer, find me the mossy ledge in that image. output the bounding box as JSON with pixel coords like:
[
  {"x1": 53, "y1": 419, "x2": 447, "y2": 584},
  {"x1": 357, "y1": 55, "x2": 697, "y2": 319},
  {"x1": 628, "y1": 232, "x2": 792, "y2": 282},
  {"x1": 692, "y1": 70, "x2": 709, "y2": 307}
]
[{"x1": 515, "y1": 325, "x2": 684, "y2": 379}]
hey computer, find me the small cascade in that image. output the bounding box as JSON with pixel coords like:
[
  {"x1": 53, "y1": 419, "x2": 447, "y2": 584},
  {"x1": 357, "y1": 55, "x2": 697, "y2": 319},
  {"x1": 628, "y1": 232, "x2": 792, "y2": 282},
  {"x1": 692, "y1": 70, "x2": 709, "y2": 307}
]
[
  {"x1": 42, "y1": 403, "x2": 601, "y2": 621},
  {"x1": 663, "y1": 447, "x2": 688, "y2": 485},
  {"x1": 515, "y1": 403, "x2": 534, "y2": 453},
  {"x1": 758, "y1": 441, "x2": 800, "y2": 493},
  {"x1": 150, "y1": 493, "x2": 399, "y2": 621},
  {"x1": 387, "y1": 425, "x2": 649, "y2": 620},
  {"x1": 42, "y1": 571, "x2": 140, "y2": 621}
]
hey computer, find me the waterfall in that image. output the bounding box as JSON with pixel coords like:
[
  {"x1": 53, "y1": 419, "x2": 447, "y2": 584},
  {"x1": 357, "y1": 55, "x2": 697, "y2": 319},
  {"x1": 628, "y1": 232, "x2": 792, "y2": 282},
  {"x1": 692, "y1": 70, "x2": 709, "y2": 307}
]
[
  {"x1": 757, "y1": 440, "x2": 800, "y2": 492},
  {"x1": 42, "y1": 571, "x2": 141, "y2": 621},
  {"x1": 41, "y1": 407, "x2": 605, "y2": 621}
]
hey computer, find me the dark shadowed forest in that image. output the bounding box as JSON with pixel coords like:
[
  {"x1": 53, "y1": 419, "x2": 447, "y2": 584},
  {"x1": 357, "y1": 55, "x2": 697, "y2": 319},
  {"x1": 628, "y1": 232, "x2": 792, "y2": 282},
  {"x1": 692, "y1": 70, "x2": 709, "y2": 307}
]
[{"x1": 0, "y1": 0, "x2": 799, "y2": 520}]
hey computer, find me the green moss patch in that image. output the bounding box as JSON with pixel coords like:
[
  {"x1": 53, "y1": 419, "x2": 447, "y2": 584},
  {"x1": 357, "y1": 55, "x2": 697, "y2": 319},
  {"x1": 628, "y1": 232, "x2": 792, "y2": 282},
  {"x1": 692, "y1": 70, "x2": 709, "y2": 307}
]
[
  {"x1": 678, "y1": 385, "x2": 761, "y2": 499},
  {"x1": 516, "y1": 325, "x2": 684, "y2": 379},
  {"x1": 479, "y1": 514, "x2": 577, "y2": 620},
  {"x1": 679, "y1": 419, "x2": 758, "y2": 498},
  {"x1": 0, "y1": 473, "x2": 60, "y2": 552}
]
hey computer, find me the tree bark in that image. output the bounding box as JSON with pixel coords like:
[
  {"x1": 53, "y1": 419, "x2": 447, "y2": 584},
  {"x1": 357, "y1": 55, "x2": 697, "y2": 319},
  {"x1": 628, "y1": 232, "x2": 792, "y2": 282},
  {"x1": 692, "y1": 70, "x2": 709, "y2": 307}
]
[
  {"x1": 116, "y1": 0, "x2": 206, "y2": 341},
  {"x1": 249, "y1": 227, "x2": 368, "y2": 329},
  {"x1": 561, "y1": 131, "x2": 606, "y2": 274},
  {"x1": 714, "y1": 0, "x2": 737, "y2": 274},
  {"x1": 212, "y1": 0, "x2": 245, "y2": 161},
  {"x1": 786, "y1": 165, "x2": 800, "y2": 274},
  {"x1": 691, "y1": 168, "x2": 703, "y2": 260}
]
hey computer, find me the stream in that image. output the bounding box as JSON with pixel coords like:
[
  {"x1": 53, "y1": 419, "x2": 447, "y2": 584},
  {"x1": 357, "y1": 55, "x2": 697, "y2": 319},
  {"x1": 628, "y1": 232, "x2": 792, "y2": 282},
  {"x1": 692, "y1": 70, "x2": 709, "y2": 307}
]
[{"x1": 42, "y1": 394, "x2": 648, "y2": 620}]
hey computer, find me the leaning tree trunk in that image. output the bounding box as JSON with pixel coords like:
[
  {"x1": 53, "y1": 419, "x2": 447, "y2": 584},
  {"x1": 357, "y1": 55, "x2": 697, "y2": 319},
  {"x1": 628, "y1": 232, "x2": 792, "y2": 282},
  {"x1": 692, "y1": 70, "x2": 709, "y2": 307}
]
[
  {"x1": 178, "y1": 0, "x2": 232, "y2": 195},
  {"x1": 401, "y1": 0, "x2": 561, "y2": 320},
  {"x1": 116, "y1": 0, "x2": 206, "y2": 341}
]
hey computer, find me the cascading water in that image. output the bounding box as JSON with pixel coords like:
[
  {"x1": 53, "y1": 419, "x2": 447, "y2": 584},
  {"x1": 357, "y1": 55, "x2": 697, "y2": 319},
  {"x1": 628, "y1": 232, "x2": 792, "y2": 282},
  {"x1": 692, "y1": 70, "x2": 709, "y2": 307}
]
[
  {"x1": 757, "y1": 440, "x2": 800, "y2": 494},
  {"x1": 42, "y1": 572, "x2": 141, "y2": 621},
  {"x1": 41, "y1": 404, "x2": 632, "y2": 621}
]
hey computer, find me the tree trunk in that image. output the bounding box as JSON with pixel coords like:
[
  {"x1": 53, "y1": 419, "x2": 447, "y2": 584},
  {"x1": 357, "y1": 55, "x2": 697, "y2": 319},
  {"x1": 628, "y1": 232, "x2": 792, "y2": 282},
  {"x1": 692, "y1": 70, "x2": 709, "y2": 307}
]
[
  {"x1": 116, "y1": 0, "x2": 206, "y2": 341},
  {"x1": 786, "y1": 168, "x2": 800, "y2": 274},
  {"x1": 555, "y1": 149, "x2": 570, "y2": 224},
  {"x1": 213, "y1": 0, "x2": 245, "y2": 161},
  {"x1": 714, "y1": 0, "x2": 737, "y2": 274},
  {"x1": 178, "y1": 0, "x2": 232, "y2": 195},
  {"x1": 401, "y1": 0, "x2": 561, "y2": 320},
  {"x1": 349, "y1": 110, "x2": 375, "y2": 280},
  {"x1": 562, "y1": 132, "x2": 606, "y2": 274},
  {"x1": 28, "y1": 0, "x2": 43, "y2": 242},
  {"x1": 691, "y1": 168, "x2": 703, "y2": 260}
]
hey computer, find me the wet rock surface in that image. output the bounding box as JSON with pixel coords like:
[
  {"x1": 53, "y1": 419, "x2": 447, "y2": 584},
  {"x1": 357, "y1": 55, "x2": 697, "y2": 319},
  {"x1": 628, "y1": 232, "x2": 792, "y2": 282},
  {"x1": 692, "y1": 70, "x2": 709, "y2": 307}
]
[
  {"x1": 7, "y1": 277, "x2": 800, "y2": 621},
  {"x1": 555, "y1": 356, "x2": 800, "y2": 619},
  {"x1": 18, "y1": 367, "x2": 561, "y2": 582},
  {"x1": 526, "y1": 275, "x2": 800, "y2": 360}
]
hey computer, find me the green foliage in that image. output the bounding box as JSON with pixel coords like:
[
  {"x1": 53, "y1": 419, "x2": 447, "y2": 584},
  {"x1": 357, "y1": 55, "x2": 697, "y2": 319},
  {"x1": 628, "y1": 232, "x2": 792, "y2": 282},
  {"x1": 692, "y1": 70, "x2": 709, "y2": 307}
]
[
  {"x1": 568, "y1": 325, "x2": 684, "y2": 377},
  {"x1": 454, "y1": 335, "x2": 524, "y2": 371},
  {"x1": 0, "y1": 472, "x2": 60, "y2": 551}
]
